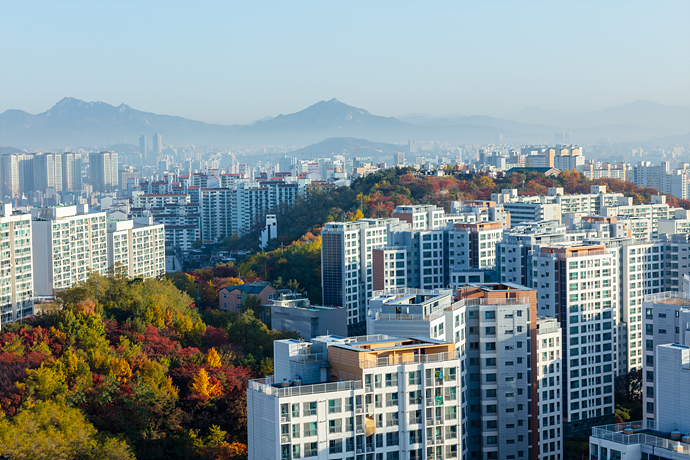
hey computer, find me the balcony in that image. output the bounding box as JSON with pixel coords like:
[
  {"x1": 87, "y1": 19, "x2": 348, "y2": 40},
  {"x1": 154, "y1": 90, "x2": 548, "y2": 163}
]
[
  {"x1": 359, "y1": 350, "x2": 460, "y2": 369},
  {"x1": 248, "y1": 377, "x2": 362, "y2": 398}
]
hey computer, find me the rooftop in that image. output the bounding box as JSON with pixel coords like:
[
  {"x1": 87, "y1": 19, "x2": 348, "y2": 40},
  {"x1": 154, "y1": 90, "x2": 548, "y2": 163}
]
[
  {"x1": 644, "y1": 291, "x2": 690, "y2": 306},
  {"x1": 591, "y1": 421, "x2": 690, "y2": 458}
]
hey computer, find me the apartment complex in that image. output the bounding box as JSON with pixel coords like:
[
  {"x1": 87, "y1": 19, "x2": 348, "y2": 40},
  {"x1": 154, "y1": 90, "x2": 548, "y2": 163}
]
[
  {"x1": 322, "y1": 203, "x2": 509, "y2": 334},
  {"x1": 247, "y1": 335, "x2": 463, "y2": 460},
  {"x1": 633, "y1": 161, "x2": 690, "y2": 200},
  {"x1": 0, "y1": 204, "x2": 33, "y2": 325}
]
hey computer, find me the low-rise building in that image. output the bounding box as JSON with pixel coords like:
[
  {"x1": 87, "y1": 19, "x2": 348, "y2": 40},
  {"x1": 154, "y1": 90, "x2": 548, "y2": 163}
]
[
  {"x1": 220, "y1": 282, "x2": 276, "y2": 313},
  {"x1": 269, "y1": 292, "x2": 347, "y2": 340}
]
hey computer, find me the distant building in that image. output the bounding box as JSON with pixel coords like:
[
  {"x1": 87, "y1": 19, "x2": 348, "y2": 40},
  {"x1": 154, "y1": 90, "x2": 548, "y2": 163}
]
[
  {"x1": 139, "y1": 135, "x2": 147, "y2": 161},
  {"x1": 153, "y1": 133, "x2": 162, "y2": 155},
  {"x1": 61, "y1": 152, "x2": 82, "y2": 192},
  {"x1": 90, "y1": 151, "x2": 119, "y2": 192},
  {"x1": 260, "y1": 214, "x2": 277, "y2": 249}
]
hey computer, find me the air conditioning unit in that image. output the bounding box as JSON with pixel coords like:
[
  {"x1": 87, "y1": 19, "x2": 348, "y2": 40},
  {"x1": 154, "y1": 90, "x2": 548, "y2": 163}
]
[
  {"x1": 356, "y1": 449, "x2": 363, "y2": 454},
  {"x1": 280, "y1": 416, "x2": 288, "y2": 422},
  {"x1": 365, "y1": 385, "x2": 373, "y2": 392},
  {"x1": 427, "y1": 419, "x2": 434, "y2": 426},
  {"x1": 281, "y1": 436, "x2": 289, "y2": 443},
  {"x1": 355, "y1": 408, "x2": 363, "y2": 414},
  {"x1": 356, "y1": 429, "x2": 365, "y2": 434}
]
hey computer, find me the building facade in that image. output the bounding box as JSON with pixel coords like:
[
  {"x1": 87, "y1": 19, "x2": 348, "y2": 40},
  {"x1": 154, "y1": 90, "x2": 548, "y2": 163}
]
[{"x1": 0, "y1": 204, "x2": 33, "y2": 325}]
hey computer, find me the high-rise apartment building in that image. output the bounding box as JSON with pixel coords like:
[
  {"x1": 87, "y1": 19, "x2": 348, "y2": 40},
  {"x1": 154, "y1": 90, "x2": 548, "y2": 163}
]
[
  {"x1": 0, "y1": 204, "x2": 33, "y2": 326},
  {"x1": 532, "y1": 244, "x2": 617, "y2": 436},
  {"x1": 107, "y1": 216, "x2": 166, "y2": 279},
  {"x1": 0, "y1": 154, "x2": 20, "y2": 200},
  {"x1": 31, "y1": 204, "x2": 108, "y2": 296},
  {"x1": 153, "y1": 133, "x2": 162, "y2": 155},
  {"x1": 653, "y1": 343, "x2": 690, "y2": 434},
  {"x1": 90, "y1": 151, "x2": 119, "y2": 192},
  {"x1": 139, "y1": 135, "x2": 147, "y2": 162},
  {"x1": 366, "y1": 284, "x2": 563, "y2": 460},
  {"x1": 247, "y1": 335, "x2": 462, "y2": 460},
  {"x1": 60, "y1": 152, "x2": 82, "y2": 192},
  {"x1": 321, "y1": 218, "x2": 396, "y2": 332},
  {"x1": 322, "y1": 203, "x2": 510, "y2": 333},
  {"x1": 33, "y1": 152, "x2": 63, "y2": 193},
  {"x1": 640, "y1": 291, "x2": 690, "y2": 425}
]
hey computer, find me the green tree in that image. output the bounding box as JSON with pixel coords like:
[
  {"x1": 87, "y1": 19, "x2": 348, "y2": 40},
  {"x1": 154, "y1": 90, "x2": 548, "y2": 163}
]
[
  {"x1": 241, "y1": 296, "x2": 263, "y2": 318},
  {"x1": 0, "y1": 400, "x2": 135, "y2": 460}
]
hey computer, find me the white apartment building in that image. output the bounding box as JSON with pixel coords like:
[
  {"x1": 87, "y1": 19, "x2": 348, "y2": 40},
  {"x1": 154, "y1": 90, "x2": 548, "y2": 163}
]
[
  {"x1": 532, "y1": 244, "x2": 617, "y2": 436},
  {"x1": 640, "y1": 291, "x2": 690, "y2": 425},
  {"x1": 578, "y1": 162, "x2": 627, "y2": 181},
  {"x1": 601, "y1": 195, "x2": 684, "y2": 240},
  {"x1": 633, "y1": 161, "x2": 690, "y2": 200},
  {"x1": 322, "y1": 204, "x2": 509, "y2": 333},
  {"x1": 247, "y1": 335, "x2": 463, "y2": 460},
  {"x1": 654, "y1": 343, "x2": 690, "y2": 434},
  {"x1": 199, "y1": 188, "x2": 231, "y2": 241},
  {"x1": 491, "y1": 190, "x2": 561, "y2": 226},
  {"x1": 0, "y1": 204, "x2": 33, "y2": 325},
  {"x1": 618, "y1": 234, "x2": 690, "y2": 374},
  {"x1": 107, "y1": 216, "x2": 166, "y2": 279},
  {"x1": 321, "y1": 218, "x2": 399, "y2": 333},
  {"x1": 589, "y1": 344, "x2": 690, "y2": 460},
  {"x1": 366, "y1": 284, "x2": 562, "y2": 460},
  {"x1": 492, "y1": 185, "x2": 624, "y2": 225},
  {"x1": 536, "y1": 318, "x2": 563, "y2": 460},
  {"x1": 658, "y1": 216, "x2": 690, "y2": 235},
  {"x1": 31, "y1": 204, "x2": 108, "y2": 296}
]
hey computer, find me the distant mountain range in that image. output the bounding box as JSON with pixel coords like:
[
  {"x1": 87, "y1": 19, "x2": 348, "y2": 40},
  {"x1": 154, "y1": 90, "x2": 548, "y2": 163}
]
[{"x1": 1, "y1": 97, "x2": 688, "y2": 150}]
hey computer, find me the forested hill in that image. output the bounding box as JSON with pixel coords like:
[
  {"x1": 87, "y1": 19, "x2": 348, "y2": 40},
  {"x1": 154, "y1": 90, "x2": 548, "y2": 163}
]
[{"x1": 0, "y1": 274, "x2": 296, "y2": 459}]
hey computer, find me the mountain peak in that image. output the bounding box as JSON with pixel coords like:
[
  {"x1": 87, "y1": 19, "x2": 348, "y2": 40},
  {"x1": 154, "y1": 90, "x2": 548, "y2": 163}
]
[{"x1": 55, "y1": 97, "x2": 83, "y2": 107}]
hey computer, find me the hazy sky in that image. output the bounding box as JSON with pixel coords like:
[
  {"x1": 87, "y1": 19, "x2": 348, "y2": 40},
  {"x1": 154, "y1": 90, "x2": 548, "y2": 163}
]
[{"x1": 1, "y1": 0, "x2": 689, "y2": 125}]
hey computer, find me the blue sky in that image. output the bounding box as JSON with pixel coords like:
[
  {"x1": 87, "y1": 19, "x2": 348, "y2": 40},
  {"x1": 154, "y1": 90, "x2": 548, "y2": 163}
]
[{"x1": 1, "y1": 0, "x2": 688, "y2": 125}]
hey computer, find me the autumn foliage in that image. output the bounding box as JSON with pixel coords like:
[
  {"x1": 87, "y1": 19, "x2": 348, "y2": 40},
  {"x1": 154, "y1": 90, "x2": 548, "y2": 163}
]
[{"x1": 0, "y1": 275, "x2": 262, "y2": 460}]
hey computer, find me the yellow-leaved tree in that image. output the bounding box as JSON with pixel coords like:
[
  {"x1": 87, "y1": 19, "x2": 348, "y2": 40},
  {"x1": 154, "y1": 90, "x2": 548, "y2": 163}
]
[
  {"x1": 189, "y1": 368, "x2": 219, "y2": 398},
  {"x1": 205, "y1": 348, "x2": 222, "y2": 368}
]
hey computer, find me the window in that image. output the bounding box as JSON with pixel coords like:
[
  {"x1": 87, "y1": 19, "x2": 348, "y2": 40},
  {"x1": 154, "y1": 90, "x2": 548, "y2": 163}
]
[
  {"x1": 303, "y1": 402, "x2": 316, "y2": 416},
  {"x1": 303, "y1": 422, "x2": 317, "y2": 437},
  {"x1": 304, "y1": 442, "x2": 317, "y2": 457},
  {"x1": 328, "y1": 399, "x2": 342, "y2": 413},
  {"x1": 328, "y1": 439, "x2": 342, "y2": 454},
  {"x1": 328, "y1": 419, "x2": 342, "y2": 433},
  {"x1": 385, "y1": 373, "x2": 398, "y2": 387}
]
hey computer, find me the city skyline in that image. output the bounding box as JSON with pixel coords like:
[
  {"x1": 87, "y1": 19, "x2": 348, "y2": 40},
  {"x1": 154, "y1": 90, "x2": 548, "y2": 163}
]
[{"x1": 1, "y1": 0, "x2": 689, "y2": 125}]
